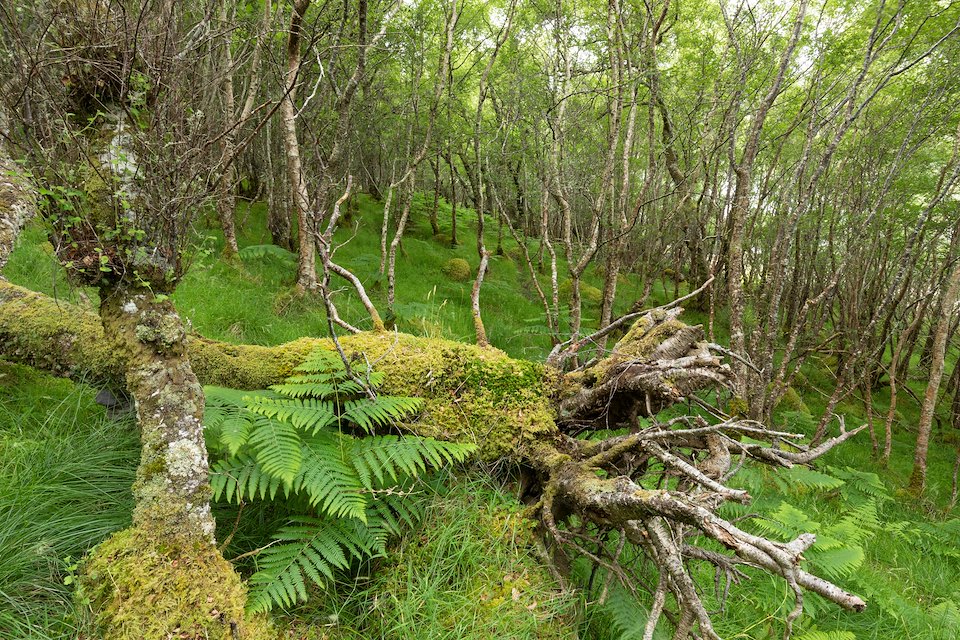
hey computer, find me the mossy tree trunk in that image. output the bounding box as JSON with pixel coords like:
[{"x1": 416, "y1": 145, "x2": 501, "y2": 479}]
[
  {"x1": 99, "y1": 286, "x2": 215, "y2": 540},
  {"x1": 81, "y1": 285, "x2": 265, "y2": 639},
  {"x1": 0, "y1": 1, "x2": 278, "y2": 634},
  {"x1": 1, "y1": 278, "x2": 869, "y2": 638}
]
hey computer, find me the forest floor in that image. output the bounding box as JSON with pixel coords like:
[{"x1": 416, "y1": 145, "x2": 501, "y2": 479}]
[{"x1": 1, "y1": 193, "x2": 958, "y2": 640}]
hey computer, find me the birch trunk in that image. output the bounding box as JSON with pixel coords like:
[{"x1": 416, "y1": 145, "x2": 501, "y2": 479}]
[{"x1": 909, "y1": 260, "x2": 960, "y2": 494}]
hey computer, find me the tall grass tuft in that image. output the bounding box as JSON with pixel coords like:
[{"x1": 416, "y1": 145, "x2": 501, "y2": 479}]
[{"x1": 0, "y1": 363, "x2": 138, "y2": 639}]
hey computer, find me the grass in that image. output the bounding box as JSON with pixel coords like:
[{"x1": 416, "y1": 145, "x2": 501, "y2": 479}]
[
  {"x1": 7, "y1": 192, "x2": 661, "y2": 360},
  {"x1": 0, "y1": 363, "x2": 137, "y2": 639},
  {"x1": 277, "y1": 472, "x2": 580, "y2": 640},
  {"x1": 3, "y1": 193, "x2": 959, "y2": 639}
]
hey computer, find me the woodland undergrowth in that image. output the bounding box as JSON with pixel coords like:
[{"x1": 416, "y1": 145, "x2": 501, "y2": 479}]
[{"x1": 1, "y1": 198, "x2": 958, "y2": 639}]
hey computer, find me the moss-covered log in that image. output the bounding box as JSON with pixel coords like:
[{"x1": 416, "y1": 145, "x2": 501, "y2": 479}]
[{"x1": 1, "y1": 275, "x2": 869, "y2": 638}]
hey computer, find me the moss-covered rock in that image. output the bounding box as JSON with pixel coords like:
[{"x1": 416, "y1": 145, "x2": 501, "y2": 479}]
[
  {"x1": 442, "y1": 257, "x2": 472, "y2": 282},
  {"x1": 558, "y1": 279, "x2": 603, "y2": 306},
  {"x1": 776, "y1": 386, "x2": 811, "y2": 415},
  {"x1": 79, "y1": 526, "x2": 275, "y2": 640}
]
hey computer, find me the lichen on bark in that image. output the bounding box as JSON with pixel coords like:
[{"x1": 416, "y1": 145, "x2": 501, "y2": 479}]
[{"x1": 76, "y1": 286, "x2": 275, "y2": 639}]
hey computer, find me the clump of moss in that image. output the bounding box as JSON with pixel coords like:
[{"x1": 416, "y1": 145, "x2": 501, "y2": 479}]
[
  {"x1": 441, "y1": 257, "x2": 472, "y2": 282},
  {"x1": 589, "y1": 309, "x2": 697, "y2": 381},
  {"x1": 777, "y1": 386, "x2": 811, "y2": 415},
  {"x1": 728, "y1": 395, "x2": 750, "y2": 418},
  {"x1": 334, "y1": 332, "x2": 557, "y2": 460},
  {"x1": 78, "y1": 526, "x2": 275, "y2": 640},
  {"x1": 559, "y1": 279, "x2": 603, "y2": 306}
]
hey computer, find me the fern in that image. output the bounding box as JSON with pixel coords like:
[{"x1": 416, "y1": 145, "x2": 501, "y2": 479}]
[
  {"x1": 599, "y1": 583, "x2": 669, "y2": 640},
  {"x1": 351, "y1": 435, "x2": 472, "y2": 487},
  {"x1": 245, "y1": 396, "x2": 337, "y2": 434},
  {"x1": 795, "y1": 631, "x2": 856, "y2": 640},
  {"x1": 246, "y1": 516, "x2": 372, "y2": 613},
  {"x1": 342, "y1": 397, "x2": 424, "y2": 434},
  {"x1": 203, "y1": 346, "x2": 475, "y2": 612},
  {"x1": 826, "y1": 465, "x2": 892, "y2": 503},
  {"x1": 291, "y1": 431, "x2": 367, "y2": 520},
  {"x1": 246, "y1": 417, "x2": 302, "y2": 485},
  {"x1": 218, "y1": 415, "x2": 253, "y2": 456},
  {"x1": 210, "y1": 453, "x2": 282, "y2": 502}
]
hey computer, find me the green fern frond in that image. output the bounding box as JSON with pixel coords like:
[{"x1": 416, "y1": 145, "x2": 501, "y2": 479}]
[
  {"x1": 601, "y1": 583, "x2": 668, "y2": 639},
  {"x1": 203, "y1": 385, "x2": 251, "y2": 448},
  {"x1": 292, "y1": 431, "x2": 368, "y2": 521},
  {"x1": 795, "y1": 631, "x2": 856, "y2": 640},
  {"x1": 270, "y1": 380, "x2": 363, "y2": 399},
  {"x1": 246, "y1": 516, "x2": 383, "y2": 613},
  {"x1": 238, "y1": 244, "x2": 296, "y2": 262},
  {"x1": 809, "y1": 546, "x2": 865, "y2": 581},
  {"x1": 775, "y1": 466, "x2": 845, "y2": 493},
  {"x1": 914, "y1": 519, "x2": 960, "y2": 558},
  {"x1": 247, "y1": 417, "x2": 302, "y2": 485},
  {"x1": 827, "y1": 466, "x2": 891, "y2": 503},
  {"x1": 294, "y1": 349, "x2": 347, "y2": 375},
  {"x1": 246, "y1": 396, "x2": 337, "y2": 434},
  {"x1": 219, "y1": 416, "x2": 253, "y2": 456},
  {"x1": 351, "y1": 436, "x2": 474, "y2": 489},
  {"x1": 211, "y1": 454, "x2": 282, "y2": 502},
  {"x1": 342, "y1": 396, "x2": 423, "y2": 434},
  {"x1": 751, "y1": 502, "x2": 818, "y2": 540}
]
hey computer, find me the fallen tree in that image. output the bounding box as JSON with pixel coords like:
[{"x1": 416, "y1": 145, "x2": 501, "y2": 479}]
[{"x1": 0, "y1": 276, "x2": 867, "y2": 639}]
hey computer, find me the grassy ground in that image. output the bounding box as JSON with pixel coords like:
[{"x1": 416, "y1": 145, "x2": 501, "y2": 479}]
[
  {"x1": 2, "y1": 195, "x2": 958, "y2": 639},
  {"x1": 0, "y1": 363, "x2": 136, "y2": 639}
]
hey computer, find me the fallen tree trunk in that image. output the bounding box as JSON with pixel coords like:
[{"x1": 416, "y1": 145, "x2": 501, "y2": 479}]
[{"x1": 0, "y1": 276, "x2": 867, "y2": 638}]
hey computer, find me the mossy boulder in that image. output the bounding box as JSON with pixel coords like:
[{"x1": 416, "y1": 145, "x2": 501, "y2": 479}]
[
  {"x1": 777, "y1": 386, "x2": 811, "y2": 415},
  {"x1": 442, "y1": 257, "x2": 472, "y2": 282},
  {"x1": 559, "y1": 279, "x2": 603, "y2": 306},
  {"x1": 78, "y1": 526, "x2": 275, "y2": 640}
]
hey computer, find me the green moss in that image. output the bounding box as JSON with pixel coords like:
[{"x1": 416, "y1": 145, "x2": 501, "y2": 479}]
[
  {"x1": 728, "y1": 396, "x2": 749, "y2": 418},
  {"x1": 776, "y1": 386, "x2": 810, "y2": 415},
  {"x1": 187, "y1": 336, "x2": 319, "y2": 390},
  {"x1": 78, "y1": 526, "x2": 276, "y2": 640},
  {"x1": 559, "y1": 279, "x2": 603, "y2": 306},
  {"x1": 441, "y1": 257, "x2": 472, "y2": 282},
  {"x1": 192, "y1": 331, "x2": 559, "y2": 460},
  {"x1": 589, "y1": 310, "x2": 693, "y2": 380},
  {"x1": 0, "y1": 280, "x2": 125, "y2": 383},
  {"x1": 334, "y1": 332, "x2": 558, "y2": 460}
]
